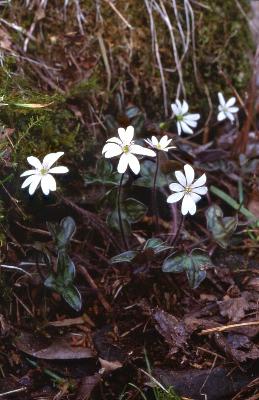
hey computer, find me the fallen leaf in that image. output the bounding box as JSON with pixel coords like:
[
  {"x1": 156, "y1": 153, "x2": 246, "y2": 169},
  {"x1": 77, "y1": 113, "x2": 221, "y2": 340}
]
[
  {"x1": 15, "y1": 331, "x2": 95, "y2": 360},
  {"x1": 153, "y1": 309, "x2": 188, "y2": 355},
  {"x1": 99, "y1": 358, "x2": 123, "y2": 373},
  {"x1": 218, "y1": 295, "x2": 250, "y2": 322},
  {"x1": 76, "y1": 374, "x2": 101, "y2": 400}
]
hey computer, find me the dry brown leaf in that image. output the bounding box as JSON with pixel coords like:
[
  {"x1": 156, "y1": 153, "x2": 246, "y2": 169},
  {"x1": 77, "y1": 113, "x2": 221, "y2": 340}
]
[
  {"x1": 153, "y1": 309, "x2": 188, "y2": 355},
  {"x1": 218, "y1": 295, "x2": 250, "y2": 322},
  {"x1": 76, "y1": 374, "x2": 101, "y2": 400},
  {"x1": 99, "y1": 358, "x2": 123, "y2": 373},
  {"x1": 15, "y1": 331, "x2": 95, "y2": 360}
]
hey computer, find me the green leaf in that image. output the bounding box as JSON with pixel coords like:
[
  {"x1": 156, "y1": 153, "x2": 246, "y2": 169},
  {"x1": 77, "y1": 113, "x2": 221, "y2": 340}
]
[
  {"x1": 144, "y1": 238, "x2": 172, "y2": 254},
  {"x1": 187, "y1": 249, "x2": 214, "y2": 289},
  {"x1": 125, "y1": 106, "x2": 140, "y2": 119},
  {"x1": 186, "y1": 267, "x2": 207, "y2": 290},
  {"x1": 123, "y1": 198, "x2": 147, "y2": 223},
  {"x1": 162, "y1": 250, "x2": 213, "y2": 289},
  {"x1": 62, "y1": 285, "x2": 82, "y2": 312},
  {"x1": 85, "y1": 159, "x2": 126, "y2": 186},
  {"x1": 206, "y1": 204, "x2": 237, "y2": 248},
  {"x1": 134, "y1": 160, "x2": 171, "y2": 188},
  {"x1": 57, "y1": 252, "x2": 75, "y2": 285},
  {"x1": 47, "y1": 216, "x2": 76, "y2": 250},
  {"x1": 110, "y1": 250, "x2": 138, "y2": 264},
  {"x1": 44, "y1": 273, "x2": 57, "y2": 290},
  {"x1": 59, "y1": 217, "x2": 76, "y2": 247},
  {"x1": 162, "y1": 253, "x2": 187, "y2": 273},
  {"x1": 97, "y1": 158, "x2": 113, "y2": 177},
  {"x1": 106, "y1": 210, "x2": 131, "y2": 236},
  {"x1": 144, "y1": 238, "x2": 163, "y2": 249}
]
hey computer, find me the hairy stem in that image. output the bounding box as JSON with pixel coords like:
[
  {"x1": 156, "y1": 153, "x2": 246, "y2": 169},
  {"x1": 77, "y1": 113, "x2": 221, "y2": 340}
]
[{"x1": 117, "y1": 173, "x2": 128, "y2": 249}]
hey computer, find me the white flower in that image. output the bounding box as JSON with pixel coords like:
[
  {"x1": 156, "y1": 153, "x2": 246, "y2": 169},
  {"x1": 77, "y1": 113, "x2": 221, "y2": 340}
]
[
  {"x1": 167, "y1": 164, "x2": 208, "y2": 216},
  {"x1": 144, "y1": 135, "x2": 176, "y2": 152},
  {"x1": 217, "y1": 92, "x2": 239, "y2": 123},
  {"x1": 102, "y1": 125, "x2": 156, "y2": 175},
  {"x1": 171, "y1": 100, "x2": 200, "y2": 135},
  {"x1": 21, "y1": 152, "x2": 69, "y2": 196}
]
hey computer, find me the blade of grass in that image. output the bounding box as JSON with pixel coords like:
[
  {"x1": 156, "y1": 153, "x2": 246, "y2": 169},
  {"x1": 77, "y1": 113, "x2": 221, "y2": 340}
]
[{"x1": 210, "y1": 185, "x2": 258, "y2": 223}]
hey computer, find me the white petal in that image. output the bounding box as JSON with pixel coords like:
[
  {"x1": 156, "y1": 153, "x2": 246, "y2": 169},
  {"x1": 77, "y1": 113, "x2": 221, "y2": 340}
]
[
  {"x1": 118, "y1": 126, "x2": 134, "y2": 145},
  {"x1": 181, "y1": 194, "x2": 196, "y2": 215},
  {"x1": 182, "y1": 100, "x2": 189, "y2": 114},
  {"x1": 169, "y1": 182, "x2": 185, "y2": 192},
  {"x1": 218, "y1": 92, "x2": 225, "y2": 107},
  {"x1": 151, "y1": 136, "x2": 158, "y2": 145},
  {"x1": 184, "y1": 164, "x2": 195, "y2": 185},
  {"x1": 128, "y1": 153, "x2": 140, "y2": 175},
  {"x1": 118, "y1": 127, "x2": 126, "y2": 143},
  {"x1": 21, "y1": 174, "x2": 38, "y2": 189},
  {"x1": 190, "y1": 192, "x2": 201, "y2": 204},
  {"x1": 28, "y1": 175, "x2": 42, "y2": 195},
  {"x1": 144, "y1": 138, "x2": 153, "y2": 147},
  {"x1": 226, "y1": 111, "x2": 235, "y2": 122},
  {"x1": 102, "y1": 143, "x2": 122, "y2": 157},
  {"x1": 191, "y1": 173, "x2": 207, "y2": 188},
  {"x1": 27, "y1": 156, "x2": 42, "y2": 169},
  {"x1": 175, "y1": 170, "x2": 186, "y2": 186},
  {"x1": 171, "y1": 103, "x2": 179, "y2": 115},
  {"x1": 41, "y1": 174, "x2": 56, "y2": 195},
  {"x1": 185, "y1": 113, "x2": 200, "y2": 121},
  {"x1": 130, "y1": 144, "x2": 156, "y2": 157},
  {"x1": 117, "y1": 153, "x2": 129, "y2": 174},
  {"x1": 20, "y1": 169, "x2": 37, "y2": 177},
  {"x1": 42, "y1": 152, "x2": 64, "y2": 169},
  {"x1": 176, "y1": 121, "x2": 182, "y2": 135},
  {"x1": 125, "y1": 125, "x2": 134, "y2": 144},
  {"x1": 176, "y1": 99, "x2": 182, "y2": 110},
  {"x1": 48, "y1": 166, "x2": 69, "y2": 174},
  {"x1": 226, "y1": 97, "x2": 236, "y2": 107},
  {"x1": 159, "y1": 135, "x2": 169, "y2": 147},
  {"x1": 167, "y1": 191, "x2": 184, "y2": 203},
  {"x1": 107, "y1": 137, "x2": 123, "y2": 145},
  {"x1": 183, "y1": 117, "x2": 197, "y2": 128},
  {"x1": 180, "y1": 121, "x2": 193, "y2": 134},
  {"x1": 192, "y1": 186, "x2": 208, "y2": 195},
  {"x1": 217, "y1": 111, "x2": 226, "y2": 121},
  {"x1": 228, "y1": 107, "x2": 239, "y2": 114}
]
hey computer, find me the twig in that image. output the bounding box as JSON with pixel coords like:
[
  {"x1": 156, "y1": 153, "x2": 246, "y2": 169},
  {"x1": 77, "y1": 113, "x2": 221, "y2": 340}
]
[
  {"x1": 103, "y1": 0, "x2": 133, "y2": 29},
  {"x1": 77, "y1": 265, "x2": 112, "y2": 312},
  {"x1": 0, "y1": 388, "x2": 27, "y2": 397},
  {"x1": 200, "y1": 320, "x2": 259, "y2": 335}
]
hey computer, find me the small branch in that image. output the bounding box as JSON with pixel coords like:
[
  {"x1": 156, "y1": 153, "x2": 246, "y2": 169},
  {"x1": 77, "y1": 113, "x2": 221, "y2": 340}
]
[
  {"x1": 0, "y1": 388, "x2": 27, "y2": 397},
  {"x1": 103, "y1": 0, "x2": 133, "y2": 29},
  {"x1": 200, "y1": 320, "x2": 259, "y2": 335},
  {"x1": 77, "y1": 265, "x2": 112, "y2": 312}
]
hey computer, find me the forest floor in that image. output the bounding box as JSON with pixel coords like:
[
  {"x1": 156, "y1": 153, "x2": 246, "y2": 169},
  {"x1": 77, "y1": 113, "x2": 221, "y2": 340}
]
[{"x1": 0, "y1": 2, "x2": 258, "y2": 400}]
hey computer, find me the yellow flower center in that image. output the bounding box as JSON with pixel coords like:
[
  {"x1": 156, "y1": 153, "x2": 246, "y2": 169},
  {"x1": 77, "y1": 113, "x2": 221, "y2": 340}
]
[
  {"x1": 40, "y1": 167, "x2": 48, "y2": 175},
  {"x1": 123, "y1": 145, "x2": 130, "y2": 153},
  {"x1": 156, "y1": 143, "x2": 161, "y2": 149},
  {"x1": 185, "y1": 186, "x2": 192, "y2": 194}
]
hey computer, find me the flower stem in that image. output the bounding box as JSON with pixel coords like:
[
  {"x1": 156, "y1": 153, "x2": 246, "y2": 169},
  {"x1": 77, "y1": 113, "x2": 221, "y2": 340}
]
[
  {"x1": 117, "y1": 173, "x2": 128, "y2": 250},
  {"x1": 152, "y1": 151, "x2": 159, "y2": 232},
  {"x1": 170, "y1": 214, "x2": 184, "y2": 247}
]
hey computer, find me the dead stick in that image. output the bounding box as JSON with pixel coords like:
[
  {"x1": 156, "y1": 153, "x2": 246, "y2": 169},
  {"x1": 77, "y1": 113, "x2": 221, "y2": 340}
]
[
  {"x1": 78, "y1": 265, "x2": 112, "y2": 312},
  {"x1": 200, "y1": 320, "x2": 259, "y2": 335},
  {"x1": 0, "y1": 388, "x2": 27, "y2": 397}
]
